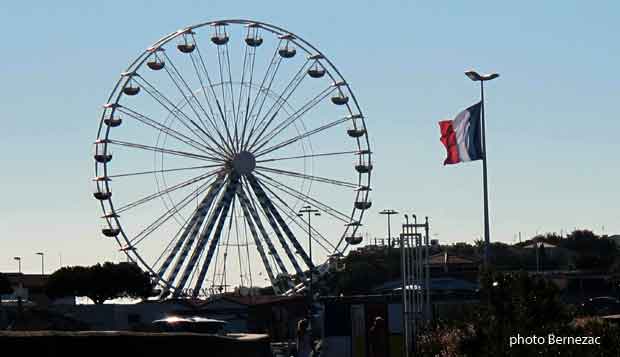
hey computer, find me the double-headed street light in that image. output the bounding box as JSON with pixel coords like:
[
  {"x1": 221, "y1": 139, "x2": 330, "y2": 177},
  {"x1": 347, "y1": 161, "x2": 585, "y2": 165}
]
[
  {"x1": 297, "y1": 205, "x2": 320, "y2": 317},
  {"x1": 379, "y1": 209, "x2": 399, "y2": 247}
]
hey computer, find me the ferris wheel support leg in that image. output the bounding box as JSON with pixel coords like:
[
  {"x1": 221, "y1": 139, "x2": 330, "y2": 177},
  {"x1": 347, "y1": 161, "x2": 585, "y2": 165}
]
[
  {"x1": 160, "y1": 174, "x2": 227, "y2": 297},
  {"x1": 173, "y1": 175, "x2": 240, "y2": 298},
  {"x1": 246, "y1": 175, "x2": 306, "y2": 279},
  {"x1": 247, "y1": 174, "x2": 315, "y2": 271},
  {"x1": 239, "y1": 185, "x2": 290, "y2": 276},
  {"x1": 191, "y1": 177, "x2": 241, "y2": 297},
  {"x1": 237, "y1": 187, "x2": 282, "y2": 293}
]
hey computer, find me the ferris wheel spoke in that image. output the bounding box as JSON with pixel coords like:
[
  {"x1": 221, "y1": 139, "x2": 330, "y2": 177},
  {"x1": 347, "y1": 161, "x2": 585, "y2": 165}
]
[
  {"x1": 247, "y1": 174, "x2": 314, "y2": 271},
  {"x1": 235, "y1": 43, "x2": 253, "y2": 150},
  {"x1": 254, "y1": 171, "x2": 352, "y2": 223},
  {"x1": 243, "y1": 40, "x2": 283, "y2": 145},
  {"x1": 132, "y1": 76, "x2": 232, "y2": 157},
  {"x1": 107, "y1": 139, "x2": 221, "y2": 162},
  {"x1": 108, "y1": 163, "x2": 221, "y2": 179},
  {"x1": 243, "y1": 59, "x2": 310, "y2": 151},
  {"x1": 115, "y1": 170, "x2": 219, "y2": 214},
  {"x1": 238, "y1": 39, "x2": 261, "y2": 154},
  {"x1": 130, "y1": 177, "x2": 214, "y2": 247},
  {"x1": 117, "y1": 106, "x2": 222, "y2": 158},
  {"x1": 256, "y1": 150, "x2": 360, "y2": 163},
  {"x1": 269, "y1": 197, "x2": 332, "y2": 254},
  {"x1": 260, "y1": 182, "x2": 336, "y2": 253},
  {"x1": 237, "y1": 185, "x2": 282, "y2": 292},
  {"x1": 243, "y1": 56, "x2": 284, "y2": 148},
  {"x1": 215, "y1": 44, "x2": 230, "y2": 145},
  {"x1": 160, "y1": 52, "x2": 217, "y2": 131},
  {"x1": 255, "y1": 166, "x2": 359, "y2": 189},
  {"x1": 255, "y1": 116, "x2": 352, "y2": 157},
  {"x1": 223, "y1": 42, "x2": 239, "y2": 150},
  {"x1": 159, "y1": 52, "x2": 226, "y2": 147},
  {"x1": 249, "y1": 85, "x2": 337, "y2": 153},
  {"x1": 175, "y1": 176, "x2": 239, "y2": 297},
  {"x1": 190, "y1": 39, "x2": 238, "y2": 153},
  {"x1": 160, "y1": 174, "x2": 227, "y2": 295},
  {"x1": 185, "y1": 40, "x2": 224, "y2": 132}
]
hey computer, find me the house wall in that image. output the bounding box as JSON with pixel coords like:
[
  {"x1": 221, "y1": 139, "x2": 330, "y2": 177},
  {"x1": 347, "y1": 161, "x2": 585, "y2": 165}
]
[{"x1": 50, "y1": 303, "x2": 191, "y2": 330}]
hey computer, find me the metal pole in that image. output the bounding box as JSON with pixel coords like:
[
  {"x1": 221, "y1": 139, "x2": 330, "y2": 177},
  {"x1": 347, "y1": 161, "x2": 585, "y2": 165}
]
[
  {"x1": 401, "y1": 216, "x2": 409, "y2": 357},
  {"x1": 387, "y1": 214, "x2": 392, "y2": 248},
  {"x1": 480, "y1": 80, "x2": 491, "y2": 267},
  {"x1": 411, "y1": 216, "x2": 418, "y2": 352},
  {"x1": 308, "y1": 210, "x2": 312, "y2": 315},
  {"x1": 425, "y1": 217, "x2": 431, "y2": 320},
  {"x1": 37, "y1": 252, "x2": 44, "y2": 275}
]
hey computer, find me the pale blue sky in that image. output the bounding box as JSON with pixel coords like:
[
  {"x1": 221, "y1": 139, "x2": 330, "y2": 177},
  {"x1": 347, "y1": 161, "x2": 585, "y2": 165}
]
[{"x1": 1, "y1": 1, "x2": 618, "y2": 274}]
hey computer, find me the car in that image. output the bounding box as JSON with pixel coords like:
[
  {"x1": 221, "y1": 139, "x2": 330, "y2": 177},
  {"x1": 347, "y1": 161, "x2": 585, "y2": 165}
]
[
  {"x1": 579, "y1": 296, "x2": 620, "y2": 316},
  {"x1": 151, "y1": 316, "x2": 227, "y2": 334}
]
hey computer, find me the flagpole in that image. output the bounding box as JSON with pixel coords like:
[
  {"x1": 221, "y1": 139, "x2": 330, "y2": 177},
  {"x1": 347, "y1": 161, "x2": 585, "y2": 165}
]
[
  {"x1": 480, "y1": 80, "x2": 491, "y2": 268},
  {"x1": 465, "y1": 70, "x2": 499, "y2": 268}
]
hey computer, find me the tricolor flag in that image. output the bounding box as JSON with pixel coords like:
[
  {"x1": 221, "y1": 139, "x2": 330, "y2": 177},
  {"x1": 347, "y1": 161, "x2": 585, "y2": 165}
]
[{"x1": 439, "y1": 102, "x2": 484, "y2": 165}]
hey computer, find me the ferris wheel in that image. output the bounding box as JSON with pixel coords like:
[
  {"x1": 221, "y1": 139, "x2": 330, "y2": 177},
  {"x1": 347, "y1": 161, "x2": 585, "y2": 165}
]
[{"x1": 93, "y1": 19, "x2": 372, "y2": 298}]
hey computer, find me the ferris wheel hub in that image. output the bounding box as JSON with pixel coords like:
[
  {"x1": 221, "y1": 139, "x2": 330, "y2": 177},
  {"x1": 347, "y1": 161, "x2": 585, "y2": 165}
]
[{"x1": 231, "y1": 150, "x2": 256, "y2": 175}]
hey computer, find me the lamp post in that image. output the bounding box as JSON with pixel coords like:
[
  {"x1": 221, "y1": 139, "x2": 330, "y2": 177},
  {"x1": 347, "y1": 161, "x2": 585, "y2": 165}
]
[
  {"x1": 465, "y1": 69, "x2": 499, "y2": 267},
  {"x1": 13, "y1": 257, "x2": 22, "y2": 273},
  {"x1": 36, "y1": 252, "x2": 45, "y2": 275},
  {"x1": 297, "y1": 205, "x2": 320, "y2": 318},
  {"x1": 379, "y1": 209, "x2": 399, "y2": 247}
]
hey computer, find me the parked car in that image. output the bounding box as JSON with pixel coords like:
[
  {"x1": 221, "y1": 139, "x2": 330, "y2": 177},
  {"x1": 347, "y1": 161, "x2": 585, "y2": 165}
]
[
  {"x1": 151, "y1": 316, "x2": 227, "y2": 334},
  {"x1": 579, "y1": 296, "x2": 620, "y2": 316}
]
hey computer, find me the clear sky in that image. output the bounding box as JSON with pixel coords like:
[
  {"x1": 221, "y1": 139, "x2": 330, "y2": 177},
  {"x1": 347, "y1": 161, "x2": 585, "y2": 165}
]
[{"x1": 1, "y1": 0, "x2": 618, "y2": 275}]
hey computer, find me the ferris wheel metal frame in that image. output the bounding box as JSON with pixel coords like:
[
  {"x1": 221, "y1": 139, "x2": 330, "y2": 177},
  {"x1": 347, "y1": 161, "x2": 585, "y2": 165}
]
[{"x1": 93, "y1": 19, "x2": 372, "y2": 299}]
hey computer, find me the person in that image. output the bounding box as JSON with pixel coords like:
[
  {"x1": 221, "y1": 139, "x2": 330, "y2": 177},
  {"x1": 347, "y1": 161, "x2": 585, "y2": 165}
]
[
  {"x1": 296, "y1": 318, "x2": 313, "y2": 357},
  {"x1": 369, "y1": 316, "x2": 387, "y2": 357}
]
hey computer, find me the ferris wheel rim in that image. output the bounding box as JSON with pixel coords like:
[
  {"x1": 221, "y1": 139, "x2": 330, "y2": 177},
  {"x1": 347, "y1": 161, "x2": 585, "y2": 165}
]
[{"x1": 94, "y1": 19, "x2": 372, "y2": 298}]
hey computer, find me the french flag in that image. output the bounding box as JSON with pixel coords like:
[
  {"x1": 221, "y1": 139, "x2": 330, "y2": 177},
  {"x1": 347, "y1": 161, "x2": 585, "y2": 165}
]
[{"x1": 439, "y1": 102, "x2": 484, "y2": 165}]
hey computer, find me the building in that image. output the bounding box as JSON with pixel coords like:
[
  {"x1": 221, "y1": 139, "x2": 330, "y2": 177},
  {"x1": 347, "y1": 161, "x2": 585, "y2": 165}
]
[{"x1": 427, "y1": 252, "x2": 479, "y2": 275}]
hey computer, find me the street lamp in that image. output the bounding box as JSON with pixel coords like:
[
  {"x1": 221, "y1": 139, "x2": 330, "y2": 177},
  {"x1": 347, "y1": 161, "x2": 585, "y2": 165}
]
[
  {"x1": 36, "y1": 252, "x2": 45, "y2": 275},
  {"x1": 297, "y1": 205, "x2": 320, "y2": 318},
  {"x1": 379, "y1": 209, "x2": 399, "y2": 247},
  {"x1": 464, "y1": 69, "x2": 499, "y2": 268},
  {"x1": 13, "y1": 256, "x2": 22, "y2": 273}
]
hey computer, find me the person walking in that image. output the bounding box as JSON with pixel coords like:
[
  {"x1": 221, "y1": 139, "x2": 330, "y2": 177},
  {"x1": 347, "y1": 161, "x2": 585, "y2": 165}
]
[
  {"x1": 296, "y1": 318, "x2": 313, "y2": 357},
  {"x1": 369, "y1": 316, "x2": 387, "y2": 357}
]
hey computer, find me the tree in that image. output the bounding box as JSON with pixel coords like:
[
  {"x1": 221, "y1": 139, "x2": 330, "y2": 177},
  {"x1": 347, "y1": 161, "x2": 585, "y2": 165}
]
[{"x1": 46, "y1": 262, "x2": 152, "y2": 304}]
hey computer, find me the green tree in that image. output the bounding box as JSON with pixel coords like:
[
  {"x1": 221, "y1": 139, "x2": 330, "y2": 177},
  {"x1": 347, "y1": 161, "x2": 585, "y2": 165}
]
[{"x1": 46, "y1": 262, "x2": 152, "y2": 304}]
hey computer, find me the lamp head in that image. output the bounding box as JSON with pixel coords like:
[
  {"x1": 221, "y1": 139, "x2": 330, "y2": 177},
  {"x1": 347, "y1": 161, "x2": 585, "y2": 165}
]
[{"x1": 465, "y1": 70, "x2": 499, "y2": 82}]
